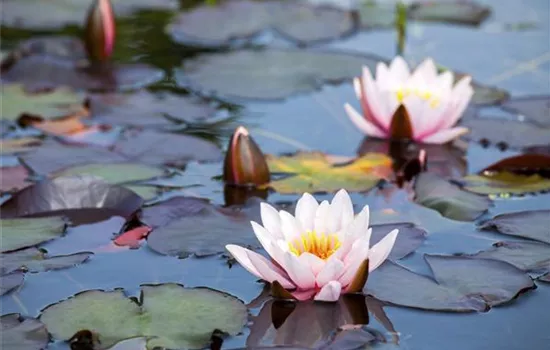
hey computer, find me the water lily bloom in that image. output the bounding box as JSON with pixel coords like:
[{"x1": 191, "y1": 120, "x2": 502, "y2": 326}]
[
  {"x1": 223, "y1": 126, "x2": 270, "y2": 186},
  {"x1": 344, "y1": 56, "x2": 473, "y2": 144},
  {"x1": 84, "y1": 0, "x2": 115, "y2": 62},
  {"x1": 226, "y1": 189, "x2": 398, "y2": 302}
]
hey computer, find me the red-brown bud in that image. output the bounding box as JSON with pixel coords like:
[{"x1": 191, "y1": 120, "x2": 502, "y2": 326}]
[{"x1": 84, "y1": 0, "x2": 115, "y2": 62}]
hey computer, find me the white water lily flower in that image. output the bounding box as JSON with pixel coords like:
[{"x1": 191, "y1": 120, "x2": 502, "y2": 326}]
[
  {"x1": 344, "y1": 56, "x2": 474, "y2": 144},
  {"x1": 226, "y1": 189, "x2": 398, "y2": 302}
]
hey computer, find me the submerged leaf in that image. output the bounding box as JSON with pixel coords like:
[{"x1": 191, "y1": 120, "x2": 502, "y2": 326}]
[
  {"x1": 462, "y1": 172, "x2": 550, "y2": 196},
  {"x1": 0, "y1": 216, "x2": 66, "y2": 253},
  {"x1": 478, "y1": 210, "x2": 550, "y2": 244},
  {"x1": 265, "y1": 151, "x2": 392, "y2": 194},
  {"x1": 414, "y1": 172, "x2": 491, "y2": 221},
  {"x1": 39, "y1": 283, "x2": 248, "y2": 349},
  {"x1": 0, "y1": 273, "x2": 24, "y2": 296},
  {"x1": 1, "y1": 314, "x2": 49, "y2": 350},
  {"x1": 0, "y1": 247, "x2": 91, "y2": 275},
  {"x1": 366, "y1": 255, "x2": 535, "y2": 312}
]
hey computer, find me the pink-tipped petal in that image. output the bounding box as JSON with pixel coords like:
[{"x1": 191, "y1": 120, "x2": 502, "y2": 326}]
[
  {"x1": 439, "y1": 77, "x2": 474, "y2": 129},
  {"x1": 295, "y1": 192, "x2": 319, "y2": 232},
  {"x1": 326, "y1": 189, "x2": 354, "y2": 233},
  {"x1": 314, "y1": 200, "x2": 330, "y2": 234},
  {"x1": 99, "y1": 0, "x2": 115, "y2": 58},
  {"x1": 361, "y1": 67, "x2": 391, "y2": 131},
  {"x1": 375, "y1": 62, "x2": 392, "y2": 90},
  {"x1": 250, "y1": 221, "x2": 285, "y2": 266},
  {"x1": 420, "y1": 126, "x2": 470, "y2": 144},
  {"x1": 284, "y1": 252, "x2": 316, "y2": 290},
  {"x1": 316, "y1": 258, "x2": 345, "y2": 286},
  {"x1": 344, "y1": 104, "x2": 386, "y2": 138},
  {"x1": 435, "y1": 71, "x2": 454, "y2": 90},
  {"x1": 412, "y1": 58, "x2": 438, "y2": 82},
  {"x1": 279, "y1": 210, "x2": 303, "y2": 242},
  {"x1": 368, "y1": 229, "x2": 399, "y2": 272},
  {"x1": 388, "y1": 56, "x2": 411, "y2": 84},
  {"x1": 291, "y1": 289, "x2": 317, "y2": 301},
  {"x1": 298, "y1": 252, "x2": 326, "y2": 275},
  {"x1": 226, "y1": 244, "x2": 262, "y2": 277},
  {"x1": 245, "y1": 249, "x2": 295, "y2": 289},
  {"x1": 339, "y1": 237, "x2": 371, "y2": 286},
  {"x1": 314, "y1": 281, "x2": 342, "y2": 302},
  {"x1": 260, "y1": 203, "x2": 284, "y2": 239}
]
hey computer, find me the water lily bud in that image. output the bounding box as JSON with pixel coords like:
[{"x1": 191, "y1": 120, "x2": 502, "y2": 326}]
[
  {"x1": 389, "y1": 104, "x2": 413, "y2": 140},
  {"x1": 223, "y1": 126, "x2": 270, "y2": 186},
  {"x1": 84, "y1": 0, "x2": 115, "y2": 62}
]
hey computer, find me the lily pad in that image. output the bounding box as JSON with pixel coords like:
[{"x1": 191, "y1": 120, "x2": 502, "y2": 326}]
[
  {"x1": 39, "y1": 283, "x2": 248, "y2": 349},
  {"x1": 461, "y1": 118, "x2": 550, "y2": 149},
  {"x1": 143, "y1": 196, "x2": 262, "y2": 257},
  {"x1": 0, "y1": 247, "x2": 92, "y2": 275},
  {"x1": 52, "y1": 163, "x2": 166, "y2": 185},
  {"x1": 478, "y1": 154, "x2": 550, "y2": 175},
  {"x1": 0, "y1": 165, "x2": 31, "y2": 193},
  {"x1": 478, "y1": 210, "x2": 550, "y2": 244},
  {"x1": 462, "y1": 172, "x2": 550, "y2": 196},
  {"x1": 0, "y1": 137, "x2": 42, "y2": 154},
  {"x1": 468, "y1": 241, "x2": 550, "y2": 279},
  {"x1": 501, "y1": 96, "x2": 550, "y2": 128},
  {"x1": 0, "y1": 216, "x2": 66, "y2": 253},
  {"x1": 89, "y1": 91, "x2": 217, "y2": 127},
  {"x1": 0, "y1": 175, "x2": 144, "y2": 222},
  {"x1": 468, "y1": 80, "x2": 510, "y2": 106},
  {"x1": 1, "y1": 84, "x2": 87, "y2": 122},
  {"x1": 371, "y1": 223, "x2": 427, "y2": 260},
  {"x1": 265, "y1": 151, "x2": 392, "y2": 194},
  {"x1": 409, "y1": 1, "x2": 491, "y2": 26},
  {"x1": 0, "y1": 273, "x2": 25, "y2": 296},
  {"x1": 2, "y1": 0, "x2": 178, "y2": 29},
  {"x1": 1, "y1": 314, "x2": 49, "y2": 350},
  {"x1": 414, "y1": 172, "x2": 491, "y2": 221},
  {"x1": 175, "y1": 49, "x2": 382, "y2": 101},
  {"x1": 167, "y1": 0, "x2": 355, "y2": 48},
  {"x1": 366, "y1": 255, "x2": 535, "y2": 312}
]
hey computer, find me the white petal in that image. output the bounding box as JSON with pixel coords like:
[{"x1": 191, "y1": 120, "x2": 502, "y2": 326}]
[
  {"x1": 326, "y1": 189, "x2": 347, "y2": 233},
  {"x1": 336, "y1": 189, "x2": 354, "y2": 231},
  {"x1": 279, "y1": 210, "x2": 303, "y2": 242},
  {"x1": 435, "y1": 71, "x2": 454, "y2": 90},
  {"x1": 295, "y1": 192, "x2": 319, "y2": 232},
  {"x1": 389, "y1": 56, "x2": 411, "y2": 84},
  {"x1": 413, "y1": 58, "x2": 437, "y2": 82},
  {"x1": 362, "y1": 67, "x2": 392, "y2": 130},
  {"x1": 420, "y1": 126, "x2": 469, "y2": 144},
  {"x1": 226, "y1": 244, "x2": 261, "y2": 277},
  {"x1": 284, "y1": 252, "x2": 316, "y2": 290},
  {"x1": 260, "y1": 203, "x2": 283, "y2": 239},
  {"x1": 338, "y1": 237, "x2": 371, "y2": 286},
  {"x1": 316, "y1": 258, "x2": 345, "y2": 286},
  {"x1": 368, "y1": 229, "x2": 399, "y2": 272},
  {"x1": 314, "y1": 200, "x2": 330, "y2": 234},
  {"x1": 344, "y1": 104, "x2": 386, "y2": 138},
  {"x1": 375, "y1": 62, "x2": 392, "y2": 90},
  {"x1": 314, "y1": 281, "x2": 342, "y2": 302},
  {"x1": 297, "y1": 252, "x2": 326, "y2": 275},
  {"x1": 251, "y1": 221, "x2": 285, "y2": 266},
  {"x1": 353, "y1": 78, "x2": 363, "y2": 100},
  {"x1": 346, "y1": 205, "x2": 370, "y2": 238},
  {"x1": 440, "y1": 77, "x2": 474, "y2": 129}
]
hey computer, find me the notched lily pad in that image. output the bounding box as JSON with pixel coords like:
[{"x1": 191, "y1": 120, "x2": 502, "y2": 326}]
[
  {"x1": 0, "y1": 216, "x2": 67, "y2": 253},
  {"x1": 414, "y1": 172, "x2": 491, "y2": 221},
  {"x1": 478, "y1": 210, "x2": 550, "y2": 244},
  {"x1": 366, "y1": 255, "x2": 535, "y2": 312},
  {"x1": 501, "y1": 95, "x2": 550, "y2": 128},
  {"x1": 39, "y1": 283, "x2": 248, "y2": 349},
  {"x1": 462, "y1": 118, "x2": 550, "y2": 149},
  {"x1": 143, "y1": 196, "x2": 262, "y2": 257},
  {"x1": 371, "y1": 223, "x2": 427, "y2": 260},
  {"x1": 265, "y1": 151, "x2": 392, "y2": 194},
  {"x1": 0, "y1": 247, "x2": 92, "y2": 275},
  {"x1": 175, "y1": 49, "x2": 382, "y2": 101},
  {"x1": 167, "y1": 0, "x2": 356, "y2": 47},
  {"x1": 0, "y1": 273, "x2": 25, "y2": 296},
  {"x1": 1, "y1": 314, "x2": 49, "y2": 350}
]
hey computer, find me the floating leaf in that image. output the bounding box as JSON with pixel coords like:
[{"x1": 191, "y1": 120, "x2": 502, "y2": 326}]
[
  {"x1": 371, "y1": 223, "x2": 426, "y2": 260},
  {"x1": 106, "y1": 337, "x2": 148, "y2": 350},
  {"x1": 462, "y1": 172, "x2": 550, "y2": 195},
  {"x1": 468, "y1": 80, "x2": 510, "y2": 106},
  {"x1": 0, "y1": 247, "x2": 91, "y2": 276},
  {"x1": 176, "y1": 49, "x2": 382, "y2": 100},
  {"x1": 462, "y1": 118, "x2": 550, "y2": 148},
  {"x1": 143, "y1": 196, "x2": 262, "y2": 257},
  {"x1": 1, "y1": 314, "x2": 49, "y2": 350},
  {"x1": 478, "y1": 210, "x2": 550, "y2": 244},
  {"x1": 1, "y1": 0, "x2": 178, "y2": 29},
  {"x1": 89, "y1": 91, "x2": 217, "y2": 127},
  {"x1": 0, "y1": 137, "x2": 41, "y2": 154},
  {"x1": 501, "y1": 96, "x2": 550, "y2": 128},
  {"x1": 413, "y1": 172, "x2": 491, "y2": 221},
  {"x1": 468, "y1": 241, "x2": 550, "y2": 279},
  {"x1": 40, "y1": 283, "x2": 248, "y2": 349},
  {"x1": 52, "y1": 163, "x2": 166, "y2": 185},
  {"x1": 167, "y1": 0, "x2": 355, "y2": 48},
  {"x1": 0, "y1": 165, "x2": 31, "y2": 193},
  {"x1": 409, "y1": 1, "x2": 491, "y2": 26},
  {"x1": 479, "y1": 154, "x2": 550, "y2": 175},
  {"x1": 113, "y1": 226, "x2": 152, "y2": 249},
  {"x1": 0, "y1": 216, "x2": 66, "y2": 253},
  {"x1": 0, "y1": 273, "x2": 24, "y2": 295},
  {"x1": 0, "y1": 175, "x2": 144, "y2": 223},
  {"x1": 1, "y1": 84, "x2": 87, "y2": 121},
  {"x1": 366, "y1": 255, "x2": 535, "y2": 312},
  {"x1": 265, "y1": 151, "x2": 392, "y2": 194}
]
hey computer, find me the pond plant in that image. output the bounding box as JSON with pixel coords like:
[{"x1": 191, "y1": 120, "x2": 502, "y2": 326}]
[{"x1": 1, "y1": 0, "x2": 549, "y2": 349}]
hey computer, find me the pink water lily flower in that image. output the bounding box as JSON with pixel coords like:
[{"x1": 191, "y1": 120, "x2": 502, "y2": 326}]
[
  {"x1": 226, "y1": 189, "x2": 398, "y2": 302},
  {"x1": 344, "y1": 56, "x2": 474, "y2": 144}
]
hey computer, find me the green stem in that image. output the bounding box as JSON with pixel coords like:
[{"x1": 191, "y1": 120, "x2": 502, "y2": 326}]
[{"x1": 395, "y1": 1, "x2": 408, "y2": 56}]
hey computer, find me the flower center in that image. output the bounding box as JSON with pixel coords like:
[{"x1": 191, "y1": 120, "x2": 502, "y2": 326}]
[
  {"x1": 395, "y1": 86, "x2": 440, "y2": 108},
  {"x1": 288, "y1": 231, "x2": 341, "y2": 260}
]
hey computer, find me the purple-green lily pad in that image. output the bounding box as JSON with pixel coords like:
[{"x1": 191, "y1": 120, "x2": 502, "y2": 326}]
[
  {"x1": 0, "y1": 247, "x2": 92, "y2": 276},
  {"x1": 501, "y1": 96, "x2": 550, "y2": 128},
  {"x1": 479, "y1": 210, "x2": 550, "y2": 244},
  {"x1": 366, "y1": 255, "x2": 535, "y2": 312},
  {"x1": 1, "y1": 314, "x2": 49, "y2": 350},
  {"x1": 0, "y1": 216, "x2": 67, "y2": 253}
]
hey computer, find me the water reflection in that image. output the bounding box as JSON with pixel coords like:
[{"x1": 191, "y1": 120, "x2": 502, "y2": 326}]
[{"x1": 224, "y1": 185, "x2": 269, "y2": 207}]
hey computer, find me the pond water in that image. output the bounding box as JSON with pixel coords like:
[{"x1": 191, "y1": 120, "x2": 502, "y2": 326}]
[{"x1": 1, "y1": 0, "x2": 549, "y2": 349}]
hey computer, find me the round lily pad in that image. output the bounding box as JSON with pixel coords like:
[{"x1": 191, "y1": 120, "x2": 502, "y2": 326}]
[
  {"x1": 0, "y1": 216, "x2": 66, "y2": 253},
  {"x1": 40, "y1": 283, "x2": 248, "y2": 349},
  {"x1": 175, "y1": 49, "x2": 383, "y2": 101},
  {"x1": 1, "y1": 314, "x2": 49, "y2": 350}
]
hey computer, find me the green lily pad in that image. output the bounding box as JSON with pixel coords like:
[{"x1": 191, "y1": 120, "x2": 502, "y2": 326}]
[
  {"x1": 123, "y1": 186, "x2": 160, "y2": 201},
  {"x1": 462, "y1": 172, "x2": 550, "y2": 196},
  {"x1": 413, "y1": 172, "x2": 491, "y2": 221},
  {"x1": 175, "y1": 49, "x2": 383, "y2": 101},
  {"x1": 501, "y1": 96, "x2": 550, "y2": 128},
  {"x1": 0, "y1": 216, "x2": 66, "y2": 253},
  {"x1": 366, "y1": 255, "x2": 535, "y2": 312},
  {"x1": 52, "y1": 163, "x2": 166, "y2": 185},
  {"x1": 479, "y1": 210, "x2": 550, "y2": 245},
  {"x1": 0, "y1": 247, "x2": 91, "y2": 275},
  {"x1": 461, "y1": 118, "x2": 550, "y2": 149},
  {"x1": 0, "y1": 273, "x2": 25, "y2": 296},
  {"x1": 1, "y1": 314, "x2": 49, "y2": 350},
  {"x1": 40, "y1": 283, "x2": 248, "y2": 349},
  {"x1": 265, "y1": 151, "x2": 392, "y2": 194},
  {"x1": 1, "y1": 84, "x2": 86, "y2": 121},
  {"x1": 166, "y1": 0, "x2": 356, "y2": 48}
]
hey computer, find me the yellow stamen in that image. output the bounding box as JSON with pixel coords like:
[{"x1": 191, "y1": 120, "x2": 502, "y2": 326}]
[
  {"x1": 288, "y1": 231, "x2": 341, "y2": 260},
  {"x1": 395, "y1": 86, "x2": 440, "y2": 108}
]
